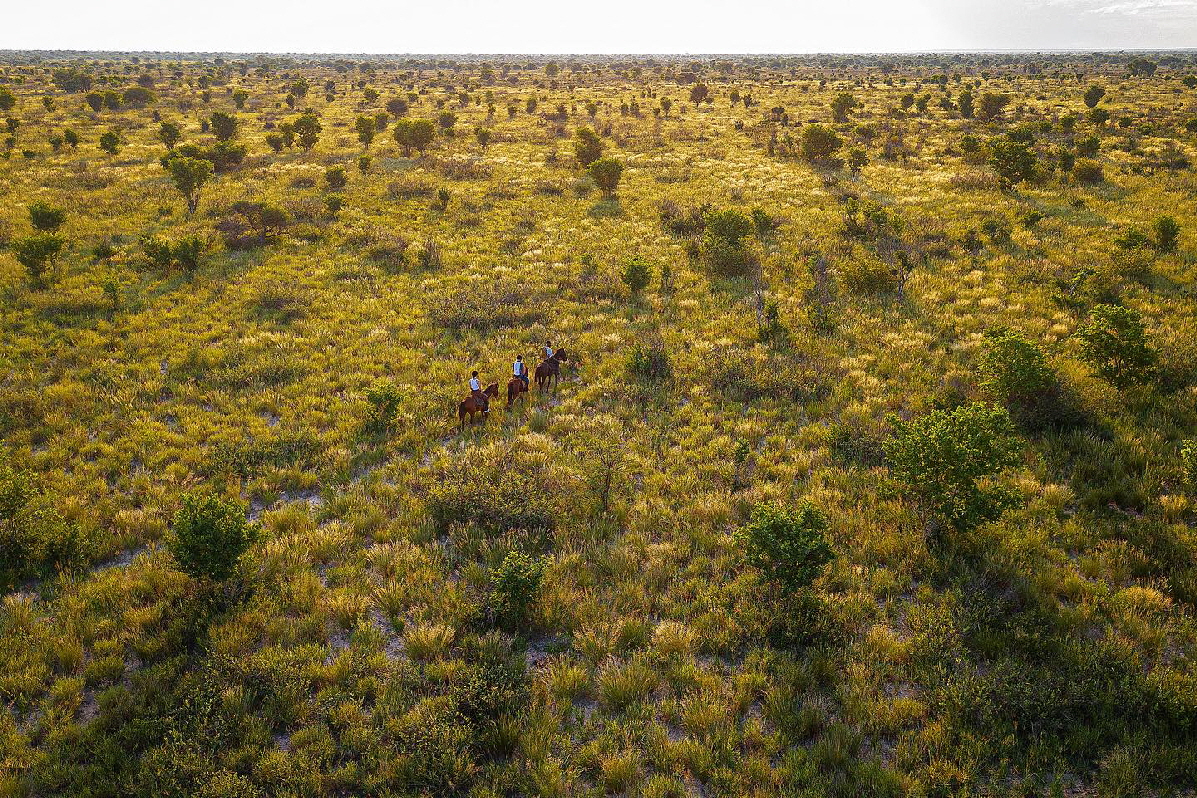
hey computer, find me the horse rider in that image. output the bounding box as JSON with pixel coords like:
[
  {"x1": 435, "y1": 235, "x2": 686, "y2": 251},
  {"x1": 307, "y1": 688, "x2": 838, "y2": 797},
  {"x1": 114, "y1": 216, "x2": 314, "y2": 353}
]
[
  {"x1": 514, "y1": 354, "x2": 529, "y2": 389},
  {"x1": 469, "y1": 370, "x2": 488, "y2": 412},
  {"x1": 543, "y1": 340, "x2": 555, "y2": 361}
]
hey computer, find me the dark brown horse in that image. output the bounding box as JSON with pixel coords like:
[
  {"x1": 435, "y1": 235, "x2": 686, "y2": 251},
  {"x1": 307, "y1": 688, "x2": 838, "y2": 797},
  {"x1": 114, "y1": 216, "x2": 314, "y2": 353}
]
[
  {"x1": 535, "y1": 348, "x2": 568, "y2": 390},
  {"x1": 458, "y1": 383, "x2": 499, "y2": 427},
  {"x1": 507, "y1": 376, "x2": 529, "y2": 408}
]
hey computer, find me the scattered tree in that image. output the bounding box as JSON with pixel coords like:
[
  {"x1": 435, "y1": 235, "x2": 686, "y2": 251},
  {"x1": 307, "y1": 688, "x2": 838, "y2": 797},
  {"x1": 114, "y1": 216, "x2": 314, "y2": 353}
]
[
  {"x1": 736, "y1": 502, "x2": 834, "y2": 595},
  {"x1": 574, "y1": 126, "x2": 603, "y2": 166},
  {"x1": 588, "y1": 157, "x2": 623, "y2": 198},
  {"x1": 167, "y1": 156, "x2": 214, "y2": 215},
  {"x1": 393, "y1": 118, "x2": 435, "y2": 155}
]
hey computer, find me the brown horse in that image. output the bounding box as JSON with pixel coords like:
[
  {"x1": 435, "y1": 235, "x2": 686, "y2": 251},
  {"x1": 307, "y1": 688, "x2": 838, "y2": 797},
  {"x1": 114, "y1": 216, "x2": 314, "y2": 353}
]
[
  {"x1": 507, "y1": 376, "x2": 529, "y2": 408},
  {"x1": 458, "y1": 383, "x2": 499, "y2": 427},
  {"x1": 535, "y1": 348, "x2": 568, "y2": 390}
]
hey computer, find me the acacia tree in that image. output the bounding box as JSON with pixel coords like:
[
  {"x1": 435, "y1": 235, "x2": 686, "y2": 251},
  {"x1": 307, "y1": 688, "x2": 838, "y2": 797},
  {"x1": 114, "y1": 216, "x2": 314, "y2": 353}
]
[
  {"x1": 168, "y1": 156, "x2": 214, "y2": 215},
  {"x1": 1083, "y1": 84, "x2": 1106, "y2": 109},
  {"x1": 355, "y1": 115, "x2": 376, "y2": 149},
  {"x1": 210, "y1": 111, "x2": 238, "y2": 141},
  {"x1": 831, "y1": 92, "x2": 858, "y2": 122},
  {"x1": 393, "y1": 118, "x2": 435, "y2": 156},
  {"x1": 159, "y1": 121, "x2": 181, "y2": 150},
  {"x1": 293, "y1": 111, "x2": 321, "y2": 150},
  {"x1": 689, "y1": 83, "x2": 710, "y2": 106}
]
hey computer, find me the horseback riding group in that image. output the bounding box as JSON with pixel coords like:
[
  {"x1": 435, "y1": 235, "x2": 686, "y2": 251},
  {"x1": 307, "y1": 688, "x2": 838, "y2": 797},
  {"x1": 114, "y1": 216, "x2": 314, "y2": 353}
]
[{"x1": 458, "y1": 341, "x2": 568, "y2": 426}]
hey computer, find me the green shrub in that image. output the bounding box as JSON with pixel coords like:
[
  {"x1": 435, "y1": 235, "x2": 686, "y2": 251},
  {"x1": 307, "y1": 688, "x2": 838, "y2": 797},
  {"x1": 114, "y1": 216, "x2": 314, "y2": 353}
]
[
  {"x1": 364, "y1": 380, "x2": 404, "y2": 431},
  {"x1": 587, "y1": 157, "x2": 623, "y2": 197},
  {"x1": 627, "y1": 341, "x2": 672, "y2": 385},
  {"x1": 99, "y1": 130, "x2": 121, "y2": 154},
  {"x1": 12, "y1": 234, "x2": 64, "y2": 284},
  {"x1": 621, "y1": 256, "x2": 651, "y2": 293},
  {"x1": 0, "y1": 458, "x2": 85, "y2": 590},
  {"x1": 574, "y1": 126, "x2": 603, "y2": 166},
  {"x1": 1153, "y1": 216, "x2": 1180, "y2": 254},
  {"x1": 168, "y1": 493, "x2": 256, "y2": 582},
  {"x1": 325, "y1": 165, "x2": 347, "y2": 190},
  {"x1": 736, "y1": 501, "x2": 834, "y2": 595},
  {"x1": 885, "y1": 402, "x2": 1022, "y2": 530},
  {"x1": 28, "y1": 202, "x2": 66, "y2": 232},
  {"x1": 1073, "y1": 159, "x2": 1104, "y2": 184},
  {"x1": 978, "y1": 328, "x2": 1055, "y2": 414},
  {"x1": 489, "y1": 551, "x2": 546, "y2": 630},
  {"x1": 1074, "y1": 304, "x2": 1157, "y2": 389},
  {"x1": 427, "y1": 469, "x2": 556, "y2": 538}
]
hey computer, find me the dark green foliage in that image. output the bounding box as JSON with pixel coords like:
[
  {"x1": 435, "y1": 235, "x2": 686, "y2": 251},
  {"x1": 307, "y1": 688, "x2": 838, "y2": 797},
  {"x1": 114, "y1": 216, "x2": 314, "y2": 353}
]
[
  {"x1": 0, "y1": 457, "x2": 85, "y2": 590},
  {"x1": 209, "y1": 434, "x2": 323, "y2": 478},
  {"x1": 209, "y1": 111, "x2": 237, "y2": 141},
  {"x1": 574, "y1": 126, "x2": 603, "y2": 166},
  {"x1": 736, "y1": 501, "x2": 834, "y2": 595},
  {"x1": 885, "y1": 402, "x2": 1022, "y2": 530},
  {"x1": 325, "y1": 165, "x2": 347, "y2": 190},
  {"x1": 122, "y1": 86, "x2": 155, "y2": 108},
  {"x1": 385, "y1": 97, "x2": 409, "y2": 117},
  {"x1": 958, "y1": 89, "x2": 975, "y2": 119},
  {"x1": 0, "y1": 88, "x2": 15, "y2": 111},
  {"x1": 988, "y1": 136, "x2": 1037, "y2": 184},
  {"x1": 52, "y1": 67, "x2": 93, "y2": 93},
  {"x1": 28, "y1": 201, "x2": 66, "y2": 233},
  {"x1": 12, "y1": 234, "x2": 64, "y2": 284},
  {"x1": 830, "y1": 91, "x2": 858, "y2": 122},
  {"x1": 354, "y1": 114, "x2": 375, "y2": 148},
  {"x1": 621, "y1": 256, "x2": 651, "y2": 293},
  {"x1": 165, "y1": 155, "x2": 213, "y2": 215},
  {"x1": 158, "y1": 120, "x2": 181, "y2": 149},
  {"x1": 292, "y1": 110, "x2": 321, "y2": 150},
  {"x1": 98, "y1": 130, "x2": 120, "y2": 154},
  {"x1": 701, "y1": 208, "x2": 756, "y2": 276},
  {"x1": 587, "y1": 156, "x2": 623, "y2": 197},
  {"x1": 489, "y1": 551, "x2": 546, "y2": 630},
  {"x1": 167, "y1": 492, "x2": 256, "y2": 582},
  {"x1": 392, "y1": 117, "x2": 435, "y2": 155},
  {"x1": 1073, "y1": 159, "x2": 1104, "y2": 184},
  {"x1": 1083, "y1": 84, "x2": 1106, "y2": 108},
  {"x1": 976, "y1": 92, "x2": 1011, "y2": 122},
  {"x1": 140, "y1": 235, "x2": 204, "y2": 273},
  {"x1": 1182, "y1": 440, "x2": 1197, "y2": 493},
  {"x1": 978, "y1": 328, "x2": 1053, "y2": 409},
  {"x1": 364, "y1": 380, "x2": 403, "y2": 431},
  {"x1": 217, "y1": 201, "x2": 289, "y2": 248},
  {"x1": 1074, "y1": 304, "x2": 1157, "y2": 389},
  {"x1": 800, "y1": 124, "x2": 842, "y2": 164}
]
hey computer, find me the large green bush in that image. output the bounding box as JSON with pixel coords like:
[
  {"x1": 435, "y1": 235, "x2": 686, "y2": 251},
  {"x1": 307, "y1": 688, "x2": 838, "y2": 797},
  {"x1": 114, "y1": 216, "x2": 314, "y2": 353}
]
[
  {"x1": 736, "y1": 502, "x2": 834, "y2": 594},
  {"x1": 1074, "y1": 304, "x2": 1157, "y2": 389},
  {"x1": 168, "y1": 493, "x2": 256, "y2": 582},
  {"x1": 978, "y1": 328, "x2": 1058, "y2": 420},
  {"x1": 885, "y1": 402, "x2": 1022, "y2": 530}
]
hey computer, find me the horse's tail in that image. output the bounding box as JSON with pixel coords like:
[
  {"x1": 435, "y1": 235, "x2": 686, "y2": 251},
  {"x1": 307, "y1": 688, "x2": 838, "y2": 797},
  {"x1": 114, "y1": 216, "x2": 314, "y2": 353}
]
[{"x1": 457, "y1": 402, "x2": 466, "y2": 423}]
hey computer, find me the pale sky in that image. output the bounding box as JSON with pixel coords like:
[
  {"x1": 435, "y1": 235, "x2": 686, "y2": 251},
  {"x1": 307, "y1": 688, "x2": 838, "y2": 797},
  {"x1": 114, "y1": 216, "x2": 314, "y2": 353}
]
[{"x1": 3, "y1": 0, "x2": 1196, "y2": 54}]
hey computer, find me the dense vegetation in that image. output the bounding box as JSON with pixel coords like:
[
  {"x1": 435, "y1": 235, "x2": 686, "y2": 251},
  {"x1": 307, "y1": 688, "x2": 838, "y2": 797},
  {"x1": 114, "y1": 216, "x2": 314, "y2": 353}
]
[{"x1": 2, "y1": 50, "x2": 1197, "y2": 797}]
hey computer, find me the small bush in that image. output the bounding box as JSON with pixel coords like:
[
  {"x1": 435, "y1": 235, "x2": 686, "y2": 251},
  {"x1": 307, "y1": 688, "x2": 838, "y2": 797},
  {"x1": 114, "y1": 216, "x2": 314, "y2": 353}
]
[
  {"x1": 736, "y1": 502, "x2": 834, "y2": 595},
  {"x1": 621, "y1": 256, "x2": 651, "y2": 293},
  {"x1": 325, "y1": 165, "x2": 347, "y2": 190},
  {"x1": 28, "y1": 202, "x2": 66, "y2": 232},
  {"x1": 978, "y1": 328, "x2": 1056, "y2": 416},
  {"x1": 1073, "y1": 159, "x2": 1105, "y2": 184},
  {"x1": 168, "y1": 492, "x2": 256, "y2": 582},
  {"x1": 885, "y1": 402, "x2": 1022, "y2": 530},
  {"x1": 0, "y1": 458, "x2": 86, "y2": 590},
  {"x1": 627, "y1": 341, "x2": 672, "y2": 385},
  {"x1": 1074, "y1": 304, "x2": 1157, "y2": 389},
  {"x1": 489, "y1": 551, "x2": 546, "y2": 630},
  {"x1": 364, "y1": 381, "x2": 404, "y2": 431}
]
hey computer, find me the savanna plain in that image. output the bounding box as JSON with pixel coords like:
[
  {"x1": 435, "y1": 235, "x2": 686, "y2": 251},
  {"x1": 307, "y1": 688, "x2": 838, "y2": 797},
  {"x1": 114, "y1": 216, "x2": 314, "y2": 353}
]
[{"x1": 2, "y1": 50, "x2": 1197, "y2": 797}]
